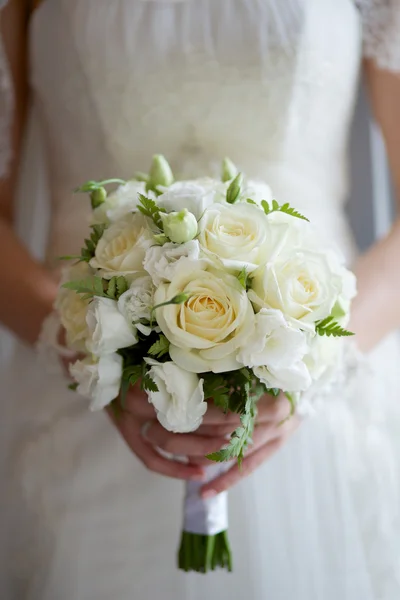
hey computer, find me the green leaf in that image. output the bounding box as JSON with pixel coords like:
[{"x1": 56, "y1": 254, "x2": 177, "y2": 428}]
[
  {"x1": 245, "y1": 198, "x2": 257, "y2": 205},
  {"x1": 237, "y1": 267, "x2": 248, "y2": 290},
  {"x1": 137, "y1": 194, "x2": 166, "y2": 229},
  {"x1": 207, "y1": 393, "x2": 256, "y2": 465},
  {"x1": 116, "y1": 276, "x2": 129, "y2": 296},
  {"x1": 315, "y1": 316, "x2": 354, "y2": 337},
  {"x1": 104, "y1": 275, "x2": 129, "y2": 300},
  {"x1": 261, "y1": 199, "x2": 309, "y2": 222},
  {"x1": 78, "y1": 223, "x2": 107, "y2": 262},
  {"x1": 62, "y1": 276, "x2": 106, "y2": 298},
  {"x1": 226, "y1": 173, "x2": 243, "y2": 204},
  {"x1": 142, "y1": 372, "x2": 158, "y2": 393},
  {"x1": 107, "y1": 277, "x2": 117, "y2": 299},
  {"x1": 203, "y1": 374, "x2": 230, "y2": 413},
  {"x1": 68, "y1": 382, "x2": 78, "y2": 392},
  {"x1": 148, "y1": 335, "x2": 170, "y2": 359},
  {"x1": 265, "y1": 387, "x2": 280, "y2": 397}
]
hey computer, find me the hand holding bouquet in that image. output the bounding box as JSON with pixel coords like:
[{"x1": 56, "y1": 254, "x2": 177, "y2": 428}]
[{"x1": 54, "y1": 155, "x2": 356, "y2": 573}]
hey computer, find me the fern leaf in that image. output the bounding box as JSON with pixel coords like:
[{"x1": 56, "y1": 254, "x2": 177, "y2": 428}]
[
  {"x1": 316, "y1": 316, "x2": 354, "y2": 337},
  {"x1": 148, "y1": 335, "x2": 170, "y2": 359}
]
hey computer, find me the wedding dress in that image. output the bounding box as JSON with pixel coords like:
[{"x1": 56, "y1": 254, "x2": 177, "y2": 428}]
[{"x1": 1, "y1": 1, "x2": 400, "y2": 599}]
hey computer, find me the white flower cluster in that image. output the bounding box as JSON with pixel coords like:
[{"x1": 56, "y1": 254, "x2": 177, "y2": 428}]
[{"x1": 58, "y1": 157, "x2": 356, "y2": 433}]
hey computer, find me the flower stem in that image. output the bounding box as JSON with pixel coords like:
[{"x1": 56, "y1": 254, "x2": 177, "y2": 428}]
[{"x1": 177, "y1": 531, "x2": 232, "y2": 573}]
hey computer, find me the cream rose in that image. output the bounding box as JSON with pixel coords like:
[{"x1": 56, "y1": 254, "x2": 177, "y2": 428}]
[
  {"x1": 154, "y1": 263, "x2": 254, "y2": 373},
  {"x1": 143, "y1": 240, "x2": 201, "y2": 287},
  {"x1": 86, "y1": 297, "x2": 137, "y2": 355},
  {"x1": 198, "y1": 202, "x2": 271, "y2": 273},
  {"x1": 90, "y1": 213, "x2": 153, "y2": 280},
  {"x1": 56, "y1": 262, "x2": 92, "y2": 351},
  {"x1": 238, "y1": 308, "x2": 312, "y2": 392},
  {"x1": 70, "y1": 353, "x2": 122, "y2": 411},
  {"x1": 249, "y1": 248, "x2": 346, "y2": 329},
  {"x1": 145, "y1": 359, "x2": 207, "y2": 432}
]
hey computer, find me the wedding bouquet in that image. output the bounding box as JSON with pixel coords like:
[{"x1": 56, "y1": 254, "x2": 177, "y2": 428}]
[{"x1": 55, "y1": 155, "x2": 356, "y2": 573}]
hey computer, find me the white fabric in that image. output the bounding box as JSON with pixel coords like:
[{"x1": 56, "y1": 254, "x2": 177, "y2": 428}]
[
  {"x1": 358, "y1": 0, "x2": 400, "y2": 70},
  {"x1": 1, "y1": 1, "x2": 400, "y2": 599}
]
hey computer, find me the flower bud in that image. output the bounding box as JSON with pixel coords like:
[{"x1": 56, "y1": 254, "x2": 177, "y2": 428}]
[
  {"x1": 221, "y1": 157, "x2": 238, "y2": 182},
  {"x1": 160, "y1": 209, "x2": 198, "y2": 244},
  {"x1": 226, "y1": 173, "x2": 243, "y2": 204},
  {"x1": 148, "y1": 155, "x2": 174, "y2": 190},
  {"x1": 90, "y1": 186, "x2": 107, "y2": 209}
]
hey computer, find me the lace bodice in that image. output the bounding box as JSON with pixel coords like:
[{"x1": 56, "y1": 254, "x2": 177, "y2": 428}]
[{"x1": 1, "y1": 0, "x2": 400, "y2": 263}]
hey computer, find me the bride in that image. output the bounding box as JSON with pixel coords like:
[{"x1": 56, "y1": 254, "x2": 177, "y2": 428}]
[{"x1": 1, "y1": 0, "x2": 400, "y2": 598}]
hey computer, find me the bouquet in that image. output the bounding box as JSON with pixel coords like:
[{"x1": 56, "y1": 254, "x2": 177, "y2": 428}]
[{"x1": 54, "y1": 155, "x2": 356, "y2": 573}]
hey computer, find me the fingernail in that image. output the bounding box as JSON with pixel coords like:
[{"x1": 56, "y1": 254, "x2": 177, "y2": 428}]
[{"x1": 202, "y1": 489, "x2": 217, "y2": 499}]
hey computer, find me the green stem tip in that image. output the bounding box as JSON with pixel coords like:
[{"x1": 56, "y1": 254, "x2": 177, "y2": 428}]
[{"x1": 178, "y1": 531, "x2": 232, "y2": 573}]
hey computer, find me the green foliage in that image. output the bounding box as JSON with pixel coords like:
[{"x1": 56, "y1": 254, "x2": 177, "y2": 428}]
[
  {"x1": 137, "y1": 194, "x2": 166, "y2": 229},
  {"x1": 207, "y1": 394, "x2": 256, "y2": 465},
  {"x1": 245, "y1": 198, "x2": 257, "y2": 205},
  {"x1": 62, "y1": 275, "x2": 129, "y2": 301},
  {"x1": 105, "y1": 276, "x2": 129, "y2": 300},
  {"x1": 62, "y1": 276, "x2": 106, "y2": 301},
  {"x1": 148, "y1": 335, "x2": 170, "y2": 359},
  {"x1": 203, "y1": 374, "x2": 231, "y2": 413},
  {"x1": 261, "y1": 199, "x2": 309, "y2": 222},
  {"x1": 119, "y1": 362, "x2": 159, "y2": 407},
  {"x1": 79, "y1": 224, "x2": 106, "y2": 262},
  {"x1": 68, "y1": 382, "x2": 78, "y2": 392},
  {"x1": 316, "y1": 316, "x2": 354, "y2": 337},
  {"x1": 237, "y1": 267, "x2": 249, "y2": 290}
]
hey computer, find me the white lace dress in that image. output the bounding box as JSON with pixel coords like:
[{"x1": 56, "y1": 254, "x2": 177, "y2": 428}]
[{"x1": 1, "y1": 1, "x2": 400, "y2": 599}]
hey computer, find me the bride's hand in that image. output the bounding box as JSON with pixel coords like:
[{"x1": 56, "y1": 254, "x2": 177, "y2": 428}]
[
  {"x1": 107, "y1": 386, "x2": 234, "y2": 481},
  {"x1": 199, "y1": 393, "x2": 300, "y2": 498}
]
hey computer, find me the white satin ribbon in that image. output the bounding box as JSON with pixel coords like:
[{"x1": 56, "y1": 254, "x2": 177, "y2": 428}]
[{"x1": 183, "y1": 463, "x2": 229, "y2": 536}]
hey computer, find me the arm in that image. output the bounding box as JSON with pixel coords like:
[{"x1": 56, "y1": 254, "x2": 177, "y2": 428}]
[
  {"x1": 0, "y1": 0, "x2": 58, "y2": 344},
  {"x1": 349, "y1": 64, "x2": 400, "y2": 352}
]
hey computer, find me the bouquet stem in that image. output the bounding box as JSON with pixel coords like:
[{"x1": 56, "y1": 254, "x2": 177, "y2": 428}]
[
  {"x1": 178, "y1": 531, "x2": 232, "y2": 573},
  {"x1": 177, "y1": 463, "x2": 232, "y2": 573}
]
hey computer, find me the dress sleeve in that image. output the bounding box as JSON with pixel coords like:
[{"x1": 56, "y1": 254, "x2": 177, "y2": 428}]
[
  {"x1": 358, "y1": 0, "x2": 400, "y2": 71},
  {"x1": 0, "y1": 0, "x2": 14, "y2": 178}
]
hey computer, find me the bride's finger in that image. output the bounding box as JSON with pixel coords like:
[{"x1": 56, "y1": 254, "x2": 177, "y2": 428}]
[
  {"x1": 116, "y1": 412, "x2": 206, "y2": 481},
  {"x1": 143, "y1": 421, "x2": 227, "y2": 457},
  {"x1": 256, "y1": 394, "x2": 292, "y2": 424},
  {"x1": 201, "y1": 404, "x2": 241, "y2": 426},
  {"x1": 123, "y1": 388, "x2": 157, "y2": 419},
  {"x1": 200, "y1": 437, "x2": 284, "y2": 497}
]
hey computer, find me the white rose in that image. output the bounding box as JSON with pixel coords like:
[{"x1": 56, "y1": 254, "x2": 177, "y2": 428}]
[
  {"x1": 145, "y1": 359, "x2": 207, "y2": 432},
  {"x1": 70, "y1": 354, "x2": 122, "y2": 411},
  {"x1": 56, "y1": 262, "x2": 92, "y2": 351},
  {"x1": 154, "y1": 263, "x2": 254, "y2": 373},
  {"x1": 249, "y1": 248, "x2": 346, "y2": 329},
  {"x1": 304, "y1": 334, "x2": 341, "y2": 383},
  {"x1": 92, "y1": 180, "x2": 152, "y2": 224},
  {"x1": 198, "y1": 202, "x2": 271, "y2": 273},
  {"x1": 86, "y1": 297, "x2": 137, "y2": 355},
  {"x1": 157, "y1": 179, "x2": 226, "y2": 219},
  {"x1": 118, "y1": 275, "x2": 156, "y2": 336},
  {"x1": 143, "y1": 240, "x2": 201, "y2": 286},
  {"x1": 238, "y1": 308, "x2": 312, "y2": 392},
  {"x1": 243, "y1": 179, "x2": 273, "y2": 206},
  {"x1": 90, "y1": 213, "x2": 153, "y2": 280}
]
